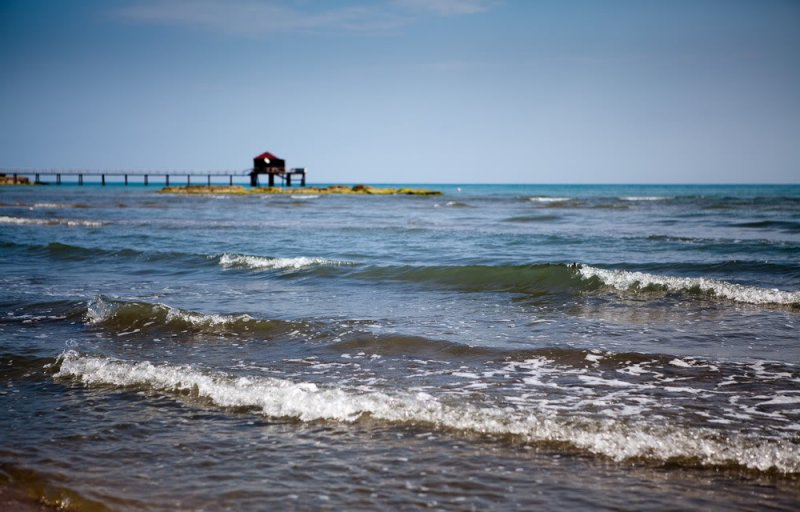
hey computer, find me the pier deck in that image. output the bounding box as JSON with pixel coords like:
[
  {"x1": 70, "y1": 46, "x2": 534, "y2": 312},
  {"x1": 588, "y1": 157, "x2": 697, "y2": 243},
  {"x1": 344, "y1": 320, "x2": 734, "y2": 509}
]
[{"x1": 1, "y1": 168, "x2": 306, "y2": 187}]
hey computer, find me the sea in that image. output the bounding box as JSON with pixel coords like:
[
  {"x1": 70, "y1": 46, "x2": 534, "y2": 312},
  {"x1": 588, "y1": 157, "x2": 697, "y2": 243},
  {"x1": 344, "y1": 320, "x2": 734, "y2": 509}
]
[{"x1": 1, "y1": 182, "x2": 799, "y2": 511}]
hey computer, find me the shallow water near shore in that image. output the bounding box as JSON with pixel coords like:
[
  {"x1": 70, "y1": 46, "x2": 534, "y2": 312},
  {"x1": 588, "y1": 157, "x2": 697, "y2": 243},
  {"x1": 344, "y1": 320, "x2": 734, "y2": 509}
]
[{"x1": 1, "y1": 183, "x2": 799, "y2": 510}]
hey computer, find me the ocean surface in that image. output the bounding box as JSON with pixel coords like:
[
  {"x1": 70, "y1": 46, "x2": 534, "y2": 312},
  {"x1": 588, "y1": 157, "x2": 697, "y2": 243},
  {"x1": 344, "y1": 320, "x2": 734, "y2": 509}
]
[{"x1": 1, "y1": 183, "x2": 799, "y2": 510}]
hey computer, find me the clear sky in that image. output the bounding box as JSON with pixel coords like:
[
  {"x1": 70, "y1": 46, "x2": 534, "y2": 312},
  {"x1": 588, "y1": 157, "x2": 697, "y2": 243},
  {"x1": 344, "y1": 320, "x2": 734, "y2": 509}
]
[{"x1": 1, "y1": 0, "x2": 798, "y2": 183}]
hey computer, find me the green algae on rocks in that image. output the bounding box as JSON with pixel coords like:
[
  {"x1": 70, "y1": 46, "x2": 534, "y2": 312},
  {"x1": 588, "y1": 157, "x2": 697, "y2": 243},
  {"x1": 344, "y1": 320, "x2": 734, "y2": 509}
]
[{"x1": 159, "y1": 184, "x2": 442, "y2": 196}]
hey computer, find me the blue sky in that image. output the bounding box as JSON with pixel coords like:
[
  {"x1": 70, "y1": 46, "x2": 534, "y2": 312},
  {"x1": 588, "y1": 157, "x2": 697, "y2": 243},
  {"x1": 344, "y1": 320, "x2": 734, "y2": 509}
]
[{"x1": 1, "y1": 0, "x2": 798, "y2": 183}]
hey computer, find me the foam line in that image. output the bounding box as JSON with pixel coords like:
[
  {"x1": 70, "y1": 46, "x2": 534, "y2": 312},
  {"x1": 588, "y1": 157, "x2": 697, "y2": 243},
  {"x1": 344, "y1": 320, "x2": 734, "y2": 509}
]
[
  {"x1": 56, "y1": 351, "x2": 800, "y2": 474},
  {"x1": 579, "y1": 265, "x2": 800, "y2": 305},
  {"x1": 218, "y1": 254, "x2": 347, "y2": 270}
]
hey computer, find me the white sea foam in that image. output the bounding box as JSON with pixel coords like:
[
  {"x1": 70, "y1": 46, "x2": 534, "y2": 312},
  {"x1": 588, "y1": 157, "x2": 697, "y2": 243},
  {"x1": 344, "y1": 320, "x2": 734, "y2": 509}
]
[
  {"x1": 0, "y1": 215, "x2": 103, "y2": 227},
  {"x1": 585, "y1": 353, "x2": 603, "y2": 363},
  {"x1": 578, "y1": 265, "x2": 800, "y2": 306},
  {"x1": 85, "y1": 298, "x2": 116, "y2": 324},
  {"x1": 528, "y1": 197, "x2": 570, "y2": 203},
  {"x1": 218, "y1": 254, "x2": 346, "y2": 270},
  {"x1": 55, "y1": 351, "x2": 800, "y2": 474},
  {"x1": 33, "y1": 203, "x2": 71, "y2": 208},
  {"x1": 163, "y1": 307, "x2": 253, "y2": 327},
  {"x1": 619, "y1": 196, "x2": 669, "y2": 201}
]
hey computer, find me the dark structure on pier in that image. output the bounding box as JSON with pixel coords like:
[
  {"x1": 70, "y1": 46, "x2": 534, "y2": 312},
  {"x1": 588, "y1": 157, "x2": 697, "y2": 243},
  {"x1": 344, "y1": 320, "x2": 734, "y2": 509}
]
[{"x1": 249, "y1": 151, "x2": 306, "y2": 187}]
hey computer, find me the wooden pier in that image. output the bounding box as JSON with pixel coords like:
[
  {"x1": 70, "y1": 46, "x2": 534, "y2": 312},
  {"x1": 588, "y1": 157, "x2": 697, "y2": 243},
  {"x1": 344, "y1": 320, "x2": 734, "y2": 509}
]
[
  {"x1": 3, "y1": 152, "x2": 307, "y2": 188},
  {"x1": 1, "y1": 167, "x2": 306, "y2": 187}
]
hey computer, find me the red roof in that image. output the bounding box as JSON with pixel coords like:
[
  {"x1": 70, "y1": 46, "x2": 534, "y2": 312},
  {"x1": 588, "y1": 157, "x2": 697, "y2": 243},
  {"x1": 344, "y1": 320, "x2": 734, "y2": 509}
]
[{"x1": 254, "y1": 152, "x2": 280, "y2": 161}]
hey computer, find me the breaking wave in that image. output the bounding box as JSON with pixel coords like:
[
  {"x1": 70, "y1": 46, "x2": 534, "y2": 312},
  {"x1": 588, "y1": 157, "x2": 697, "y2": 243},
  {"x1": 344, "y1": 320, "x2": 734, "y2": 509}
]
[
  {"x1": 84, "y1": 297, "x2": 306, "y2": 338},
  {"x1": 350, "y1": 263, "x2": 800, "y2": 306},
  {"x1": 529, "y1": 197, "x2": 570, "y2": 203},
  {"x1": 578, "y1": 265, "x2": 800, "y2": 306},
  {"x1": 33, "y1": 202, "x2": 72, "y2": 208},
  {"x1": 218, "y1": 253, "x2": 349, "y2": 271},
  {"x1": 55, "y1": 350, "x2": 800, "y2": 474},
  {"x1": 0, "y1": 215, "x2": 104, "y2": 227}
]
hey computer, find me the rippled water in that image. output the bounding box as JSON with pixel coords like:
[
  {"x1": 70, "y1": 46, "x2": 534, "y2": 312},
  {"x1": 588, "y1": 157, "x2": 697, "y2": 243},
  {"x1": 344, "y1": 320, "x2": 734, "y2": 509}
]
[{"x1": 1, "y1": 183, "x2": 799, "y2": 510}]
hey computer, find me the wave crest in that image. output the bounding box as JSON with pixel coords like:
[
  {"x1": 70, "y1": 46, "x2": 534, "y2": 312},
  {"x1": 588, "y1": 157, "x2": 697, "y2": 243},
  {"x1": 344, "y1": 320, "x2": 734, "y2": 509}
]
[
  {"x1": 218, "y1": 254, "x2": 348, "y2": 270},
  {"x1": 85, "y1": 297, "x2": 297, "y2": 338},
  {"x1": 0, "y1": 215, "x2": 104, "y2": 227},
  {"x1": 350, "y1": 263, "x2": 800, "y2": 307},
  {"x1": 353, "y1": 263, "x2": 587, "y2": 295},
  {"x1": 528, "y1": 197, "x2": 570, "y2": 203},
  {"x1": 578, "y1": 265, "x2": 800, "y2": 306},
  {"x1": 55, "y1": 351, "x2": 800, "y2": 474}
]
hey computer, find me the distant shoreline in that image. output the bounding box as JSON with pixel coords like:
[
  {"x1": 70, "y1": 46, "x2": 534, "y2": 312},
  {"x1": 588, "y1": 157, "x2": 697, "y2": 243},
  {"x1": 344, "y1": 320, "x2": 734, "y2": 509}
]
[{"x1": 158, "y1": 184, "x2": 443, "y2": 196}]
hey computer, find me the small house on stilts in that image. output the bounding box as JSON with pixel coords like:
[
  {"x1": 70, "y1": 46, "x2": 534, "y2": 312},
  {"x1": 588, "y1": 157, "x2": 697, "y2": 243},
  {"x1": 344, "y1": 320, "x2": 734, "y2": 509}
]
[{"x1": 249, "y1": 151, "x2": 306, "y2": 187}]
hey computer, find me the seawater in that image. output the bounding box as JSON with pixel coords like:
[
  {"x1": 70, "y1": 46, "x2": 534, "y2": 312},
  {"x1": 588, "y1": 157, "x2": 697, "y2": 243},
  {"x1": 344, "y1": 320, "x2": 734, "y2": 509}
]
[{"x1": 1, "y1": 183, "x2": 799, "y2": 510}]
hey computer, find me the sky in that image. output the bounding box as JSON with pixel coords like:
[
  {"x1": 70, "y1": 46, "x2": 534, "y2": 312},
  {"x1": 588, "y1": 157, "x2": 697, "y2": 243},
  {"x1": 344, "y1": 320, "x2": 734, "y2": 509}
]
[{"x1": 1, "y1": 0, "x2": 798, "y2": 184}]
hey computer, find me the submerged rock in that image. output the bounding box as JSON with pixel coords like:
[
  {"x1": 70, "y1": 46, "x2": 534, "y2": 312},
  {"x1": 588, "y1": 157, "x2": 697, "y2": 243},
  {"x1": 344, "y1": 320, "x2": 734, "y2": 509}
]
[
  {"x1": 160, "y1": 185, "x2": 249, "y2": 194},
  {"x1": 160, "y1": 184, "x2": 442, "y2": 196}
]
